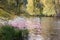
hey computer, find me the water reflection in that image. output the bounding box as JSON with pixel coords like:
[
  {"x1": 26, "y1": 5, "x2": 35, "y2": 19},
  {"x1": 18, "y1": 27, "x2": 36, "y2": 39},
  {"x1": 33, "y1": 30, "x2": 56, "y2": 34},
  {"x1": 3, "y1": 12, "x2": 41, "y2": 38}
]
[
  {"x1": 50, "y1": 17, "x2": 60, "y2": 40},
  {"x1": 40, "y1": 17, "x2": 55, "y2": 40}
]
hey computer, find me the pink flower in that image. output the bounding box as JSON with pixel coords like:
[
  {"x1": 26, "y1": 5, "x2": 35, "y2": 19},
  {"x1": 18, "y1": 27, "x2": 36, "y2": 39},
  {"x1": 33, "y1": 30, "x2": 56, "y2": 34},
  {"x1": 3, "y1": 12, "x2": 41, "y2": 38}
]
[
  {"x1": 8, "y1": 17, "x2": 26, "y2": 29},
  {"x1": 26, "y1": 17, "x2": 41, "y2": 29},
  {"x1": 11, "y1": 21, "x2": 18, "y2": 27},
  {"x1": 8, "y1": 17, "x2": 41, "y2": 30}
]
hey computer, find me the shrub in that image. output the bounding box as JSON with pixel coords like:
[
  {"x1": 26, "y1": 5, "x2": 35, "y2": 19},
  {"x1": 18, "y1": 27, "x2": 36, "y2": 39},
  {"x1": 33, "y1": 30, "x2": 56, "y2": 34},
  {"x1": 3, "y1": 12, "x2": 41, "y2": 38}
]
[{"x1": 0, "y1": 25, "x2": 29, "y2": 40}]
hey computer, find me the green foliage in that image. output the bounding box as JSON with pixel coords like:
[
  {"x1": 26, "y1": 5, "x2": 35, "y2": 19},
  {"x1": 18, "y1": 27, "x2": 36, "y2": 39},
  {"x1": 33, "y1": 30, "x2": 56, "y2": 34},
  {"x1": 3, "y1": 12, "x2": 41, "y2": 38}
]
[
  {"x1": 0, "y1": 25, "x2": 15, "y2": 40},
  {"x1": 0, "y1": 25, "x2": 29, "y2": 40},
  {"x1": 0, "y1": 0, "x2": 23, "y2": 15},
  {"x1": 0, "y1": 0, "x2": 58, "y2": 16}
]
